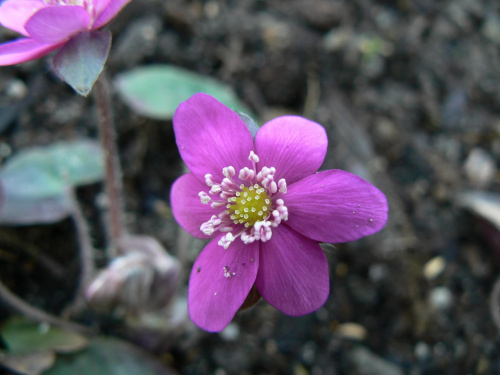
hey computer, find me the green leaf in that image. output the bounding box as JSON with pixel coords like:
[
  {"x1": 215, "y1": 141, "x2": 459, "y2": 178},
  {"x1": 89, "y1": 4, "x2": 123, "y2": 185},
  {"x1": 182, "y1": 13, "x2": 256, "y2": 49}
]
[
  {"x1": 0, "y1": 140, "x2": 104, "y2": 225},
  {"x1": 53, "y1": 31, "x2": 112, "y2": 96},
  {"x1": 44, "y1": 337, "x2": 174, "y2": 375},
  {"x1": 238, "y1": 112, "x2": 259, "y2": 138},
  {"x1": 1, "y1": 317, "x2": 88, "y2": 354},
  {"x1": 115, "y1": 64, "x2": 252, "y2": 119},
  {"x1": 0, "y1": 349, "x2": 55, "y2": 375}
]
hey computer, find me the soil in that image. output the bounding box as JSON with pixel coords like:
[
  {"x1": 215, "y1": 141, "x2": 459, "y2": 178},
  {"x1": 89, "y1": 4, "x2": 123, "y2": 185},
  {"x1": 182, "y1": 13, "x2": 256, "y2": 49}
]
[{"x1": 1, "y1": 0, "x2": 500, "y2": 374}]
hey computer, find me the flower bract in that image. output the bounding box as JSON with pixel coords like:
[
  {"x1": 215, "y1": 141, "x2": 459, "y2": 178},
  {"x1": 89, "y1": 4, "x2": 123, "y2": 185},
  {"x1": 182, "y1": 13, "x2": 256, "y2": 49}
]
[{"x1": 171, "y1": 93, "x2": 389, "y2": 332}]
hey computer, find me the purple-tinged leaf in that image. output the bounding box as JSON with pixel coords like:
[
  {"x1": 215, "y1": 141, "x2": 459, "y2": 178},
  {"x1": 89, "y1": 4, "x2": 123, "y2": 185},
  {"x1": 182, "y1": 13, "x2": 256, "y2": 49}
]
[
  {"x1": 114, "y1": 65, "x2": 252, "y2": 119},
  {"x1": 0, "y1": 140, "x2": 103, "y2": 225},
  {"x1": 52, "y1": 31, "x2": 111, "y2": 96}
]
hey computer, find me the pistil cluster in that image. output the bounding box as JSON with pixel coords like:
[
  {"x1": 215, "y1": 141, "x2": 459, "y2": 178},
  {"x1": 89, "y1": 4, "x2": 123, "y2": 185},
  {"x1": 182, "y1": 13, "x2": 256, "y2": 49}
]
[{"x1": 199, "y1": 151, "x2": 288, "y2": 248}]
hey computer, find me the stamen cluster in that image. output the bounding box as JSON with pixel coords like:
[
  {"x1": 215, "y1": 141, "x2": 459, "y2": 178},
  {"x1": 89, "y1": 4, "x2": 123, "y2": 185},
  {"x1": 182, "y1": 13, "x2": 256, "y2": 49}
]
[
  {"x1": 44, "y1": 0, "x2": 86, "y2": 7},
  {"x1": 44, "y1": 0, "x2": 95, "y2": 17},
  {"x1": 199, "y1": 151, "x2": 288, "y2": 248}
]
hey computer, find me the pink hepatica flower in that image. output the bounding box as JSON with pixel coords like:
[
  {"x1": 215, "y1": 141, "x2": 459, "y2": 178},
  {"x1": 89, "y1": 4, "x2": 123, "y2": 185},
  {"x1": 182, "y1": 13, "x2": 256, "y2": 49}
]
[
  {"x1": 0, "y1": 0, "x2": 130, "y2": 65},
  {"x1": 171, "y1": 93, "x2": 388, "y2": 332}
]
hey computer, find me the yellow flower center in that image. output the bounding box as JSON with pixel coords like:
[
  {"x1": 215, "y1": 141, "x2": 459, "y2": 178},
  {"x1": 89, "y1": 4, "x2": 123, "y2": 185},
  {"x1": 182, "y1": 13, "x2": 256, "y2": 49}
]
[{"x1": 226, "y1": 184, "x2": 271, "y2": 227}]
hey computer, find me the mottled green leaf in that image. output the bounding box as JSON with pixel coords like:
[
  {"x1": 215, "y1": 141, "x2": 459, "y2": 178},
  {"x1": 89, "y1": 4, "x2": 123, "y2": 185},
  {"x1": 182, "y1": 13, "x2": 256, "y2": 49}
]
[
  {"x1": 2, "y1": 317, "x2": 88, "y2": 353},
  {"x1": 0, "y1": 140, "x2": 104, "y2": 225},
  {"x1": 53, "y1": 31, "x2": 112, "y2": 96},
  {"x1": 45, "y1": 337, "x2": 175, "y2": 375},
  {"x1": 115, "y1": 64, "x2": 252, "y2": 119}
]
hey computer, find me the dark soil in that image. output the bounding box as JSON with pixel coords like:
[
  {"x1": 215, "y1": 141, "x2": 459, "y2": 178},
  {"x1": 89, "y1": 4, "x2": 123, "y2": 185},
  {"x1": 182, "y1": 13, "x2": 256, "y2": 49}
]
[{"x1": 1, "y1": 0, "x2": 500, "y2": 374}]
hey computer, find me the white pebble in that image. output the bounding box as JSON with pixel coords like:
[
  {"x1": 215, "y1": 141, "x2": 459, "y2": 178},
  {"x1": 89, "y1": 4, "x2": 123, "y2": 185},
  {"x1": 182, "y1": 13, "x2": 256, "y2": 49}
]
[{"x1": 429, "y1": 287, "x2": 453, "y2": 311}]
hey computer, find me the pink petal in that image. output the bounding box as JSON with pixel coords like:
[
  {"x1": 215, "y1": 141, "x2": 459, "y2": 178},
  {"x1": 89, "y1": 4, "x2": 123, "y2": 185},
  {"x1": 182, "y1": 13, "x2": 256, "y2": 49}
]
[
  {"x1": 90, "y1": 0, "x2": 112, "y2": 20},
  {"x1": 285, "y1": 170, "x2": 388, "y2": 243},
  {"x1": 170, "y1": 173, "x2": 217, "y2": 239},
  {"x1": 254, "y1": 116, "x2": 328, "y2": 184},
  {"x1": 0, "y1": 0, "x2": 48, "y2": 36},
  {"x1": 92, "y1": 0, "x2": 131, "y2": 29},
  {"x1": 173, "y1": 93, "x2": 254, "y2": 182},
  {"x1": 256, "y1": 225, "x2": 329, "y2": 316},
  {"x1": 0, "y1": 38, "x2": 61, "y2": 66},
  {"x1": 25, "y1": 6, "x2": 89, "y2": 44},
  {"x1": 188, "y1": 236, "x2": 260, "y2": 332}
]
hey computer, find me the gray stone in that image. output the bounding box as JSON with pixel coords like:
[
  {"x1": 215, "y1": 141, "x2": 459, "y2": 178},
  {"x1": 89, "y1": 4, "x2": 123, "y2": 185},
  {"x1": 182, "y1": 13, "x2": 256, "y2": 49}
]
[{"x1": 346, "y1": 346, "x2": 404, "y2": 375}]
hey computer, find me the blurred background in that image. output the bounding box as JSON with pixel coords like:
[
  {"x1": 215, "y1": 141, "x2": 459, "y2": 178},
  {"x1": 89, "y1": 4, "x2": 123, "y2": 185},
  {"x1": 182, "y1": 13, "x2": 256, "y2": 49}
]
[{"x1": 1, "y1": 0, "x2": 500, "y2": 374}]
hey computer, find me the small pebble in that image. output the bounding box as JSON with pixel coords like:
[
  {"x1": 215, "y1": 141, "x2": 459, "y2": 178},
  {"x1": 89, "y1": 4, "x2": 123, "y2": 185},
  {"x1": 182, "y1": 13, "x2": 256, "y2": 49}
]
[
  {"x1": 429, "y1": 287, "x2": 453, "y2": 311},
  {"x1": 323, "y1": 27, "x2": 352, "y2": 51},
  {"x1": 220, "y1": 323, "x2": 240, "y2": 341},
  {"x1": 265, "y1": 339, "x2": 278, "y2": 355},
  {"x1": 301, "y1": 341, "x2": 316, "y2": 364},
  {"x1": 0, "y1": 142, "x2": 12, "y2": 158},
  {"x1": 346, "y1": 346, "x2": 404, "y2": 375},
  {"x1": 369, "y1": 263, "x2": 388, "y2": 283},
  {"x1": 414, "y1": 341, "x2": 431, "y2": 361},
  {"x1": 464, "y1": 148, "x2": 496, "y2": 188},
  {"x1": 423, "y1": 256, "x2": 446, "y2": 280},
  {"x1": 5, "y1": 78, "x2": 28, "y2": 100},
  {"x1": 336, "y1": 322, "x2": 367, "y2": 341},
  {"x1": 482, "y1": 13, "x2": 500, "y2": 45}
]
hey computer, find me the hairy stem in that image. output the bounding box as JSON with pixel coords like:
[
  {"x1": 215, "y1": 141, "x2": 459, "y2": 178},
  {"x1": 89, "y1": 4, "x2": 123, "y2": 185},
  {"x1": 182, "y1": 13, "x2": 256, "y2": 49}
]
[
  {"x1": 94, "y1": 73, "x2": 125, "y2": 256},
  {"x1": 0, "y1": 232, "x2": 65, "y2": 279},
  {"x1": 0, "y1": 279, "x2": 92, "y2": 334},
  {"x1": 63, "y1": 190, "x2": 96, "y2": 317}
]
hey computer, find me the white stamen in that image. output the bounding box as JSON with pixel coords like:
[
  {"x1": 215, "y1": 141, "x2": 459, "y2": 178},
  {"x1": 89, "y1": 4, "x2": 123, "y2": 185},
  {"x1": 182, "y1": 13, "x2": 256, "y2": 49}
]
[
  {"x1": 210, "y1": 184, "x2": 222, "y2": 195},
  {"x1": 220, "y1": 191, "x2": 235, "y2": 200},
  {"x1": 278, "y1": 178, "x2": 287, "y2": 193},
  {"x1": 223, "y1": 166, "x2": 236, "y2": 178},
  {"x1": 221, "y1": 178, "x2": 237, "y2": 190},
  {"x1": 205, "y1": 174, "x2": 217, "y2": 187},
  {"x1": 200, "y1": 215, "x2": 221, "y2": 235},
  {"x1": 239, "y1": 167, "x2": 255, "y2": 181},
  {"x1": 269, "y1": 181, "x2": 278, "y2": 194},
  {"x1": 211, "y1": 201, "x2": 226, "y2": 208},
  {"x1": 199, "y1": 191, "x2": 211, "y2": 204},
  {"x1": 218, "y1": 233, "x2": 236, "y2": 249},
  {"x1": 249, "y1": 151, "x2": 260, "y2": 163},
  {"x1": 197, "y1": 158, "x2": 290, "y2": 248}
]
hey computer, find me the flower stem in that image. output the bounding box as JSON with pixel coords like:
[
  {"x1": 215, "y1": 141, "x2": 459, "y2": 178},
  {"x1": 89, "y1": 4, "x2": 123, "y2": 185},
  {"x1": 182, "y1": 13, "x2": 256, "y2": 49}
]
[
  {"x1": 94, "y1": 72, "x2": 125, "y2": 256},
  {"x1": 0, "y1": 279, "x2": 92, "y2": 334},
  {"x1": 63, "y1": 189, "x2": 95, "y2": 317}
]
